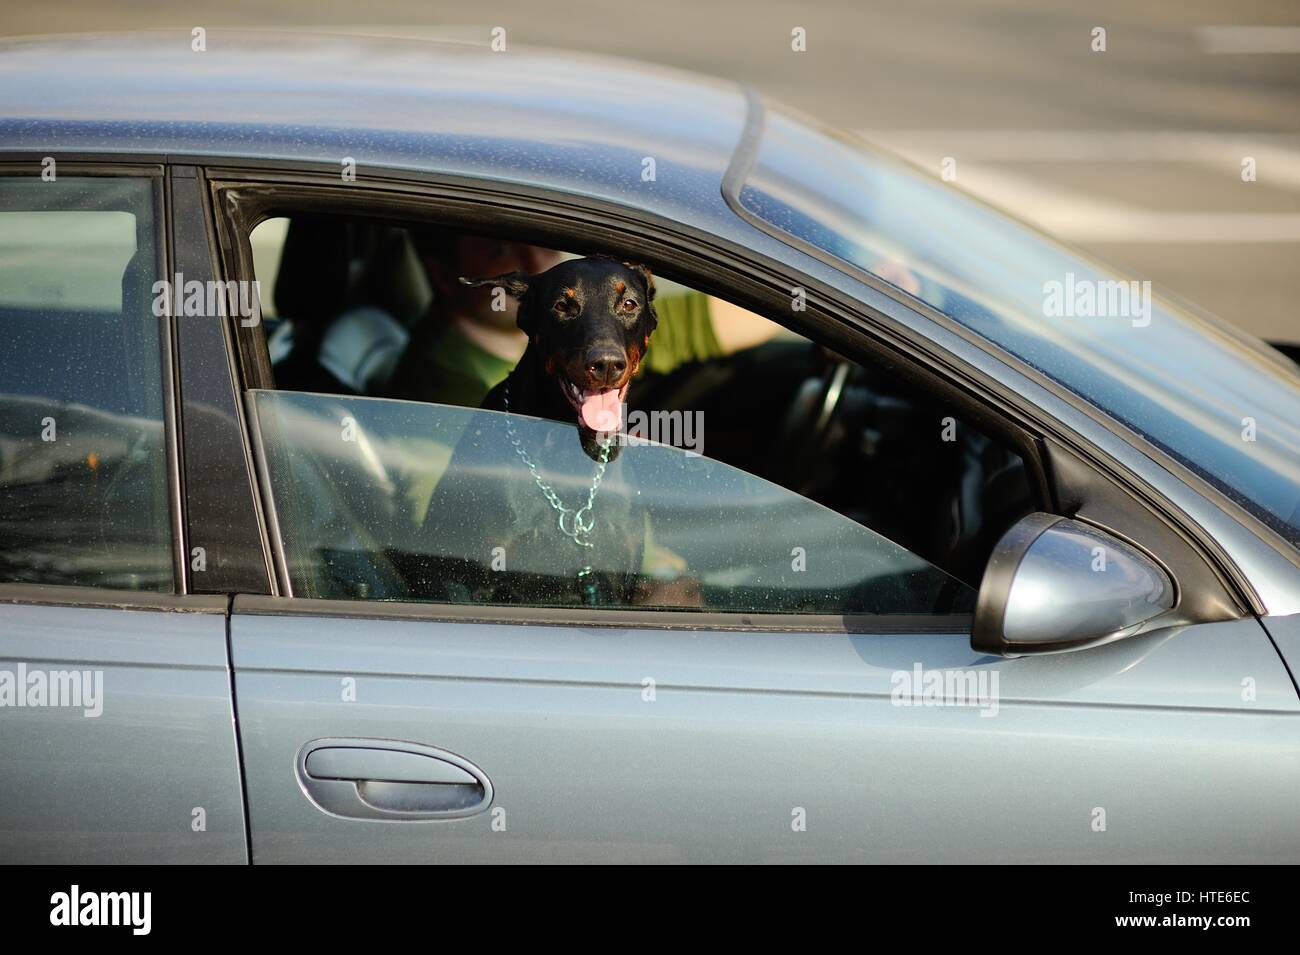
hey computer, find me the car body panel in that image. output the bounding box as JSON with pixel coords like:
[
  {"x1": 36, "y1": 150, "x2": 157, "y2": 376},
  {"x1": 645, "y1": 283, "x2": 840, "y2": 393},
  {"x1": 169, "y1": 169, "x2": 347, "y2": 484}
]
[
  {"x1": 0, "y1": 599, "x2": 246, "y2": 863},
  {"x1": 231, "y1": 608, "x2": 1298, "y2": 863},
  {"x1": 1260, "y1": 613, "x2": 1300, "y2": 695}
]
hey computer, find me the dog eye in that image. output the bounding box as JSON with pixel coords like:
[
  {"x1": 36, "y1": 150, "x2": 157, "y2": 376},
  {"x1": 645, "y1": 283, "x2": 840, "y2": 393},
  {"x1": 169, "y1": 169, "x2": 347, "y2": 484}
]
[{"x1": 620, "y1": 298, "x2": 638, "y2": 311}]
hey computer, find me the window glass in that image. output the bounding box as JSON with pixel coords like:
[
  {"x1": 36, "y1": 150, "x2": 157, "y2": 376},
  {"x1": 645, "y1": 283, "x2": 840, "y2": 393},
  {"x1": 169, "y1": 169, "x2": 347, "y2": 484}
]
[
  {"x1": 741, "y1": 105, "x2": 1300, "y2": 549},
  {"x1": 0, "y1": 176, "x2": 172, "y2": 591},
  {"x1": 251, "y1": 390, "x2": 974, "y2": 614}
]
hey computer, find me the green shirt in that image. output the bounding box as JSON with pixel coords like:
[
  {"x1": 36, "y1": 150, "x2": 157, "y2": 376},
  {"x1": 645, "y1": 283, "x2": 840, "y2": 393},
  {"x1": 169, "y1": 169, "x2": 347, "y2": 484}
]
[{"x1": 418, "y1": 322, "x2": 518, "y2": 408}]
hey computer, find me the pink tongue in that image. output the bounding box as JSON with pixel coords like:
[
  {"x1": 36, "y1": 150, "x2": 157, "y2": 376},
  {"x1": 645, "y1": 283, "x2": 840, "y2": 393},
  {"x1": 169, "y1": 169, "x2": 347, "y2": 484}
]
[{"x1": 580, "y1": 388, "x2": 621, "y2": 432}]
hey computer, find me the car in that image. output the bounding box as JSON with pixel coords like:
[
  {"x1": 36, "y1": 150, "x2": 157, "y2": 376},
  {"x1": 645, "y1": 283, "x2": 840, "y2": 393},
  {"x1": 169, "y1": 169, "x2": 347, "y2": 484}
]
[{"x1": 1, "y1": 30, "x2": 1298, "y2": 865}]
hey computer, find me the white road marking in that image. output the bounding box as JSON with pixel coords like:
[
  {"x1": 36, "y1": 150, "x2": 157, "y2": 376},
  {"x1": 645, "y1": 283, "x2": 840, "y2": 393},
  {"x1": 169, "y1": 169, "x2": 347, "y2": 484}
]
[
  {"x1": 856, "y1": 129, "x2": 1300, "y2": 242},
  {"x1": 961, "y1": 168, "x2": 1300, "y2": 241},
  {"x1": 1197, "y1": 26, "x2": 1300, "y2": 54},
  {"x1": 855, "y1": 129, "x2": 1300, "y2": 167}
]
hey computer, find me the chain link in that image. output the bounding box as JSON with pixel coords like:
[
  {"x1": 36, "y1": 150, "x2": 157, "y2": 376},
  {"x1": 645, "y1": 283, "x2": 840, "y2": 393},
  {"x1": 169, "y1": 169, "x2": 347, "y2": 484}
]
[{"x1": 503, "y1": 381, "x2": 612, "y2": 549}]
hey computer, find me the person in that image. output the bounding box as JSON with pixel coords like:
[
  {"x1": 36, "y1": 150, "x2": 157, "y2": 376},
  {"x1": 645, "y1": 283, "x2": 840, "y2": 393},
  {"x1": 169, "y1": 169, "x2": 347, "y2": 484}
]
[
  {"x1": 386, "y1": 232, "x2": 782, "y2": 408},
  {"x1": 387, "y1": 235, "x2": 555, "y2": 407}
]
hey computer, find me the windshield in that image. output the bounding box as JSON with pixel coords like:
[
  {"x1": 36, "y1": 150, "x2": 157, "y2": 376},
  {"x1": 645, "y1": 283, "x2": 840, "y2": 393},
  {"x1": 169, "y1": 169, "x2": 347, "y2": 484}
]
[{"x1": 739, "y1": 104, "x2": 1300, "y2": 549}]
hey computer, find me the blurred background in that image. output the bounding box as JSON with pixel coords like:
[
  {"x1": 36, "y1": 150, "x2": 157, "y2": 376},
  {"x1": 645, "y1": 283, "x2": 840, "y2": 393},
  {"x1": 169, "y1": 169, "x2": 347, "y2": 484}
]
[{"x1": 1, "y1": 0, "x2": 1296, "y2": 339}]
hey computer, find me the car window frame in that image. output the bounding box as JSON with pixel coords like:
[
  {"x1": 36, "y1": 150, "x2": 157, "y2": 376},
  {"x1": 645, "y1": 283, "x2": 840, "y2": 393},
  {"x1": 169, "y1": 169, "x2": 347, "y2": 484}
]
[
  {"x1": 0, "y1": 160, "x2": 190, "y2": 607},
  {"x1": 206, "y1": 171, "x2": 1033, "y2": 632},
  {"x1": 202, "y1": 165, "x2": 1254, "y2": 633},
  {"x1": 167, "y1": 164, "x2": 276, "y2": 596}
]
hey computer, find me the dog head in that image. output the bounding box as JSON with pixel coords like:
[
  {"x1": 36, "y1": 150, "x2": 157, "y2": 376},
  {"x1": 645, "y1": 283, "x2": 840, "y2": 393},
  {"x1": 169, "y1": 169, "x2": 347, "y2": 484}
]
[{"x1": 462, "y1": 256, "x2": 657, "y2": 458}]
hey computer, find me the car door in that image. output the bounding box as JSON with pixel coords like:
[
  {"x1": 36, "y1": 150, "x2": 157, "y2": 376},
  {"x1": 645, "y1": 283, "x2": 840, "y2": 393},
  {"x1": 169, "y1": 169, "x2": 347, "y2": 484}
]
[
  {"x1": 227, "y1": 387, "x2": 1300, "y2": 864},
  {"x1": 0, "y1": 166, "x2": 246, "y2": 863}
]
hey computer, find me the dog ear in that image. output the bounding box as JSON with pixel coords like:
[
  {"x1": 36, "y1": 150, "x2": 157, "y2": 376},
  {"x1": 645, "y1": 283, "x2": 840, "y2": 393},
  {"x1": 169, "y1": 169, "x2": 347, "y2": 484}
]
[
  {"x1": 458, "y1": 271, "x2": 532, "y2": 300},
  {"x1": 621, "y1": 261, "x2": 656, "y2": 302},
  {"x1": 460, "y1": 271, "x2": 540, "y2": 336}
]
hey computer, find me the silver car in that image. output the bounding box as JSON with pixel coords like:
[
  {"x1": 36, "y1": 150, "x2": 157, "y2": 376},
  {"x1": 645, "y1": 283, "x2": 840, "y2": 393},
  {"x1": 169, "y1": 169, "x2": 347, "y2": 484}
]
[{"x1": 1, "y1": 31, "x2": 1298, "y2": 864}]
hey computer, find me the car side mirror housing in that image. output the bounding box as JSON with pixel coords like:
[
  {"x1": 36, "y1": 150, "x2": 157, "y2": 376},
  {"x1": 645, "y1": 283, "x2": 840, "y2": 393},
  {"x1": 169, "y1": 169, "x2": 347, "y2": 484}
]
[{"x1": 972, "y1": 513, "x2": 1175, "y2": 657}]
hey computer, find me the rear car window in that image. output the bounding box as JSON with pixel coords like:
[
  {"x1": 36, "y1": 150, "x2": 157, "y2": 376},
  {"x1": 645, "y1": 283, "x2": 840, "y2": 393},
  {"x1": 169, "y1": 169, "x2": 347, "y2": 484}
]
[{"x1": 0, "y1": 175, "x2": 173, "y2": 591}]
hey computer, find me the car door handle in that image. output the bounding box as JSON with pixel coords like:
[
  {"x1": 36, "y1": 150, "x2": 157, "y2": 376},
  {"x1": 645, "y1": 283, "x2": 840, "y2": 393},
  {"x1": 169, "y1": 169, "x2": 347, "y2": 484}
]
[
  {"x1": 305, "y1": 747, "x2": 478, "y2": 784},
  {"x1": 295, "y1": 738, "x2": 494, "y2": 821}
]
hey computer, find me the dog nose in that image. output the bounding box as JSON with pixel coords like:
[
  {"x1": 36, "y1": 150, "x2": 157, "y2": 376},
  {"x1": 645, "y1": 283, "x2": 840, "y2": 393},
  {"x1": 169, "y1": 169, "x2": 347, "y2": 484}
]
[{"x1": 585, "y1": 349, "x2": 627, "y2": 386}]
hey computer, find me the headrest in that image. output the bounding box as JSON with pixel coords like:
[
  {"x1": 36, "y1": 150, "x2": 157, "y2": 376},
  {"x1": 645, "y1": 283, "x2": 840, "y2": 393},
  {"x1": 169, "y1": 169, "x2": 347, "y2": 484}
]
[
  {"x1": 355, "y1": 228, "x2": 433, "y2": 326},
  {"x1": 273, "y1": 216, "x2": 354, "y2": 323}
]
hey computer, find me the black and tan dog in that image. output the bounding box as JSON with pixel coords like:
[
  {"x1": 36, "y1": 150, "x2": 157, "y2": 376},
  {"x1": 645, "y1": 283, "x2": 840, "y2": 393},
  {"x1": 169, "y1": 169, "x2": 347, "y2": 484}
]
[
  {"x1": 465, "y1": 256, "x2": 657, "y2": 460},
  {"x1": 414, "y1": 257, "x2": 659, "y2": 606}
]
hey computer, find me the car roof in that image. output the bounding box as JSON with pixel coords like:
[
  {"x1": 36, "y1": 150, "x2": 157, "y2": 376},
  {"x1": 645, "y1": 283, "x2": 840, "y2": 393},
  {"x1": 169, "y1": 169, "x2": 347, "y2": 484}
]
[{"x1": 0, "y1": 30, "x2": 750, "y2": 221}]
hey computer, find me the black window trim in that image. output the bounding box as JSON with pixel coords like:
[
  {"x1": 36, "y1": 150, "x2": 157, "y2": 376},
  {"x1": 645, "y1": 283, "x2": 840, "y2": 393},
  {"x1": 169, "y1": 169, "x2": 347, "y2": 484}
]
[
  {"x1": 203, "y1": 166, "x2": 1250, "y2": 632},
  {"x1": 167, "y1": 164, "x2": 276, "y2": 597},
  {"x1": 233, "y1": 593, "x2": 972, "y2": 634},
  {"x1": 0, "y1": 582, "x2": 227, "y2": 614}
]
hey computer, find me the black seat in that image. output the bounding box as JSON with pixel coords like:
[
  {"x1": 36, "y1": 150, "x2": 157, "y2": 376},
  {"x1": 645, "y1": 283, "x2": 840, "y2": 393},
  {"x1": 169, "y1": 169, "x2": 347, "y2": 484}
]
[
  {"x1": 270, "y1": 216, "x2": 357, "y2": 393},
  {"x1": 315, "y1": 227, "x2": 432, "y2": 395}
]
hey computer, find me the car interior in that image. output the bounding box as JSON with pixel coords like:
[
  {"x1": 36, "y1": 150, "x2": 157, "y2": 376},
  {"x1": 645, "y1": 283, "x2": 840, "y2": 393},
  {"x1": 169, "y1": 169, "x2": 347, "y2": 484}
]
[{"x1": 250, "y1": 213, "x2": 1039, "y2": 595}]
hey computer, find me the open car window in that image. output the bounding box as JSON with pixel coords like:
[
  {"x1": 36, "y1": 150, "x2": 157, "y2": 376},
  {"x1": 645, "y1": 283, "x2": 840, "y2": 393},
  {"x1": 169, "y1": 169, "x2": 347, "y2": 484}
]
[
  {"x1": 240, "y1": 211, "x2": 1040, "y2": 604},
  {"x1": 250, "y1": 390, "x2": 975, "y2": 615}
]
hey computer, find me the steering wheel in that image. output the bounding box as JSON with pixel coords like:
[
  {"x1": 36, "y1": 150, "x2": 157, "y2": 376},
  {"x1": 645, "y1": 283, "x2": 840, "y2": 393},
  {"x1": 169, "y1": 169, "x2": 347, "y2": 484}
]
[{"x1": 772, "y1": 356, "x2": 855, "y2": 494}]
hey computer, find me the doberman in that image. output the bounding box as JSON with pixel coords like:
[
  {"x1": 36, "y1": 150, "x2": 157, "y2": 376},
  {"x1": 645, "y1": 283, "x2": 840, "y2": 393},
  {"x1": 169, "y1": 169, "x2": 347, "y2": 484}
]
[
  {"x1": 414, "y1": 257, "x2": 660, "y2": 607},
  {"x1": 466, "y1": 256, "x2": 657, "y2": 461}
]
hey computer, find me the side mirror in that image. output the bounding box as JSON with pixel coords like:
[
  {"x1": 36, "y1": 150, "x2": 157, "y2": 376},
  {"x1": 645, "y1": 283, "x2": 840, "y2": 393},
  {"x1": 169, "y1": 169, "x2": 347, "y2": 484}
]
[{"x1": 972, "y1": 513, "x2": 1175, "y2": 657}]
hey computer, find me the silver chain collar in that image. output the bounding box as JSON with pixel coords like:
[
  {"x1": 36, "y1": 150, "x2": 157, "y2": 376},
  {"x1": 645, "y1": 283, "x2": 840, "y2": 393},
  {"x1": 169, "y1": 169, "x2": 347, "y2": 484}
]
[{"x1": 503, "y1": 381, "x2": 613, "y2": 549}]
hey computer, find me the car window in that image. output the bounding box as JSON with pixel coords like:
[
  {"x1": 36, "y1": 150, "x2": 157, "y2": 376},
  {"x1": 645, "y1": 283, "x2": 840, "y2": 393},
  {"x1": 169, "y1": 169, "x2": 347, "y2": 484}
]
[
  {"x1": 0, "y1": 175, "x2": 172, "y2": 591},
  {"x1": 241, "y1": 212, "x2": 1039, "y2": 612},
  {"x1": 250, "y1": 390, "x2": 973, "y2": 614},
  {"x1": 740, "y1": 103, "x2": 1300, "y2": 549}
]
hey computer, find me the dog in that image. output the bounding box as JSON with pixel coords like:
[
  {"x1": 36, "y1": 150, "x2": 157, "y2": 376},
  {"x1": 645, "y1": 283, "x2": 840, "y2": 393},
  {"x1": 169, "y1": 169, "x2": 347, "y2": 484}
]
[
  {"x1": 467, "y1": 256, "x2": 657, "y2": 461},
  {"x1": 412, "y1": 257, "x2": 659, "y2": 607}
]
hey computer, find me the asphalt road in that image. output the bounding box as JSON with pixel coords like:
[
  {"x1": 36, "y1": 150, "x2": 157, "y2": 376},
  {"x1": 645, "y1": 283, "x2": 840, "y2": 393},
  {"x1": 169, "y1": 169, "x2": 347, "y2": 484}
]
[{"x1": 2, "y1": 0, "x2": 1297, "y2": 340}]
